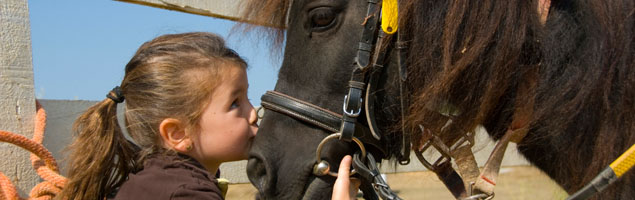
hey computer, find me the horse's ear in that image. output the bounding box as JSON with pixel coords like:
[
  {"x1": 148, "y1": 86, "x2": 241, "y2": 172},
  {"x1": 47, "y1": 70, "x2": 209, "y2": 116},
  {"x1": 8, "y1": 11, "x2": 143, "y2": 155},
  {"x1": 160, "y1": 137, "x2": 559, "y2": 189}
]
[{"x1": 538, "y1": 0, "x2": 551, "y2": 24}]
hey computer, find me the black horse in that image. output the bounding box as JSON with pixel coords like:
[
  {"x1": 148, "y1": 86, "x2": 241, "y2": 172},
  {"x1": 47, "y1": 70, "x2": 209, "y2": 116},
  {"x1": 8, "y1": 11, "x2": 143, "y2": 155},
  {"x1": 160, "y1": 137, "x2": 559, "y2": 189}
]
[{"x1": 240, "y1": 0, "x2": 634, "y2": 199}]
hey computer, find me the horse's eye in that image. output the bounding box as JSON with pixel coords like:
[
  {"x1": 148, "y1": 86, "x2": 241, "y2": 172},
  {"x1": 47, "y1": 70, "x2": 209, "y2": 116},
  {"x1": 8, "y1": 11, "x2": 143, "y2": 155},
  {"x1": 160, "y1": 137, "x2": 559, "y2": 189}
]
[{"x1": 309, "y1": 7, "x2": 336, "y2": 31}]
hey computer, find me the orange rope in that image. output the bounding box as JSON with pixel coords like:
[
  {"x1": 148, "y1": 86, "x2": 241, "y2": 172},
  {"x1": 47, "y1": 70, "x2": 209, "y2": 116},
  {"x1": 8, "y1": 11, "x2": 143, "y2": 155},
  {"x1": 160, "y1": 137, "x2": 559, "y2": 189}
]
[
  {"x1": 0, "y1": 101, "x2": 67, "y2": 200},
  {"x1": 0, "y1": 171, "x2": 19, "y2": 200}
]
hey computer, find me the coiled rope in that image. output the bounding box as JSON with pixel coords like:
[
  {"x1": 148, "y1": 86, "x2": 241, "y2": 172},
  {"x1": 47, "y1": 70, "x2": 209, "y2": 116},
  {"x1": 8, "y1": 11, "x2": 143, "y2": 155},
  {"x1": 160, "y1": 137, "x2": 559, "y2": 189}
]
[{"x1": 0, "y1": 101, "x2": 67, "y2": 200}]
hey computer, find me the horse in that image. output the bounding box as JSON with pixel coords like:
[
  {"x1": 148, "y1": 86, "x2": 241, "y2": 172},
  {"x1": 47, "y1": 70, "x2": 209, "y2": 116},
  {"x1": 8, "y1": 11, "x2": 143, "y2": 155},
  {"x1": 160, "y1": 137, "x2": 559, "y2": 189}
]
[{"x1": 239, "y1": 0, "x2": 634, "y2": 199}]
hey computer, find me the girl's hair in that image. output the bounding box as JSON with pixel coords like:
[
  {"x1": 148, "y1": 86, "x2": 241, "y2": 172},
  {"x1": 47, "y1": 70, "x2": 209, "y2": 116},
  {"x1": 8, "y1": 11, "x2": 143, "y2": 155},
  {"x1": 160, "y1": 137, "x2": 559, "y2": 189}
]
[{"x1": 60, "y1": 32, "x2": 247, "y2": 200}]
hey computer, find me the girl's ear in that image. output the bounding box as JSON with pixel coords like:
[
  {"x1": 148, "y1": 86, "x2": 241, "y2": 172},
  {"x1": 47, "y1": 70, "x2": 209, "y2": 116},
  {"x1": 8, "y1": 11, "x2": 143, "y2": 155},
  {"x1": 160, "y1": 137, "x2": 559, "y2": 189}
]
[{"x1": 158, "y1": 118, "x2": 191, "y2": 153}]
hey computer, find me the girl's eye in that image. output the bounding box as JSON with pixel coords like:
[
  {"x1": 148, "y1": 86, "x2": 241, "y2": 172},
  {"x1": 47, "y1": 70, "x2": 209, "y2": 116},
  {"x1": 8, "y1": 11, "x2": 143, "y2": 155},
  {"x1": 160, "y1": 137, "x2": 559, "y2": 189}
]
[{"x1": 230, "y1": 100, "x2": 239, "y2": 109}]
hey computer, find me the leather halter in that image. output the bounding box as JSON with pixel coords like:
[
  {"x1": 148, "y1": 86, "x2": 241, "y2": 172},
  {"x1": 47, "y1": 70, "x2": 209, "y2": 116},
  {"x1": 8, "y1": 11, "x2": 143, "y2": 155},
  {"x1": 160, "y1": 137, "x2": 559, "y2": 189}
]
[
  {"x1": 260, "y1": 91, "x2": 385, "y2": 155},
  {"x1": 260, "y1": 0, "x2": 408, "y2": 163}
]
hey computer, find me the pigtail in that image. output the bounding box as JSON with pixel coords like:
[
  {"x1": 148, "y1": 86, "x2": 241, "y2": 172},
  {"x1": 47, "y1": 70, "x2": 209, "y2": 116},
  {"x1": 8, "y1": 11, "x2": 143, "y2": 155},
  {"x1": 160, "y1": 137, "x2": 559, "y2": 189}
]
[
  {"x1": 60, "y1": 98, "x2": 137, "y2": 200},
  {"x1": 58, "y1": 32, "x2": 248, "y2": 199}
]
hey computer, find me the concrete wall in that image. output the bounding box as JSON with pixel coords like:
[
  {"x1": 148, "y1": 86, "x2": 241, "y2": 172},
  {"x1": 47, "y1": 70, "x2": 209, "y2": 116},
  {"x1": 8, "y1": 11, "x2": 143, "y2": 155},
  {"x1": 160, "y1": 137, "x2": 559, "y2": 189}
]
[
  {"x1": 0, "y1": 0, "x2": 38, "y2": 196},
  {"x1": 36, "y1": 100, "x2": 529, "y2": 184},
  {"x1": 37, "y1": 100, "x2": 252, "y2": 183}
]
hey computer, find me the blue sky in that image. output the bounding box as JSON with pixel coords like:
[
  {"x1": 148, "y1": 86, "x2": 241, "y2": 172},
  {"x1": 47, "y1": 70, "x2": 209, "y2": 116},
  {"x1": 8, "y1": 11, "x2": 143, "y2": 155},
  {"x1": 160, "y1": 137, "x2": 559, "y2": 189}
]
[{"x1": 29, "y1": 0, "x2": 279, "y2": 106}]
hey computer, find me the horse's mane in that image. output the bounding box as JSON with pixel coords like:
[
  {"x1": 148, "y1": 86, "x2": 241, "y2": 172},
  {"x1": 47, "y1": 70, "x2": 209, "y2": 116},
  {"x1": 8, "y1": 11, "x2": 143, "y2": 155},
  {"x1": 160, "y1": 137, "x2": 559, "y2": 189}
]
[
  {"x1": 238, "y1": 0, "x2": 290, "y2": 49},
  {"x1": 241, "y1": 0, "x2": 634, "y2": 197},
  {"x1": 404, "y1": 1, "x2": 634, "y2": 195}
]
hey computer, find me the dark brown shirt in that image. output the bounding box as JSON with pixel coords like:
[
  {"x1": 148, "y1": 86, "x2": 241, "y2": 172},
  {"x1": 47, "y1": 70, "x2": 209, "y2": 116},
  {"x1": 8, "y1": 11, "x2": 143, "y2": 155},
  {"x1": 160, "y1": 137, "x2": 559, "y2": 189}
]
[{"x1": 112, "y1": 154, "x2": 223, "y2": 200}]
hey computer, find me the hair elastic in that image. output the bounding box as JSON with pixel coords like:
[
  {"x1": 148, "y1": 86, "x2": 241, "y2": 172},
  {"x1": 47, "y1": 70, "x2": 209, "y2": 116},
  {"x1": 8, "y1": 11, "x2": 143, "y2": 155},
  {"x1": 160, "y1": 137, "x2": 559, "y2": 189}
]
[{"x1": 107, "y1": 86, "x2": 125, "y2": 103}]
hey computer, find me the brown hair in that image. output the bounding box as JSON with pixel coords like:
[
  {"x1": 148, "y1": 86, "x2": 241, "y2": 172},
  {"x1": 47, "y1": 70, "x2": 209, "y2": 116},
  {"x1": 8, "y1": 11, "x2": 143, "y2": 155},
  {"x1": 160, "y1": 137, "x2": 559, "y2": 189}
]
[{"x1": 59, "y1": 32, "x2": 247, "y2": 200}]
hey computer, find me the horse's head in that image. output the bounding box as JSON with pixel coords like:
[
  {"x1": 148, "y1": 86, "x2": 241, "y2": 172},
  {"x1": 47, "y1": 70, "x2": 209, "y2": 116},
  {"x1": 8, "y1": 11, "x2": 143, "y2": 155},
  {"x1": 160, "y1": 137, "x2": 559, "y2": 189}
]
[
  {"x1": 242, "y1": 0, "x2": 635, "y2": 199},
  {"x1": 244, "y1": 0, "x2": 405, "y2": 199}
]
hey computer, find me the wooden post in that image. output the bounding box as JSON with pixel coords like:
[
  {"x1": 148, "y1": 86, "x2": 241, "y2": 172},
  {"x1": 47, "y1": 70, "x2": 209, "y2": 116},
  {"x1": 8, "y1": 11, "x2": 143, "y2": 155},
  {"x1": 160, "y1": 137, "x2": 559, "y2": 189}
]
[
  {"x1": 116, "y1": 0, "x2": 243, "y2": 21},
  {"x1": 0, "y1": 0, "x2": 38, "y2": 196},
  {"x1": 115, "y1": 0, "x2": 280, "y2": 27}
]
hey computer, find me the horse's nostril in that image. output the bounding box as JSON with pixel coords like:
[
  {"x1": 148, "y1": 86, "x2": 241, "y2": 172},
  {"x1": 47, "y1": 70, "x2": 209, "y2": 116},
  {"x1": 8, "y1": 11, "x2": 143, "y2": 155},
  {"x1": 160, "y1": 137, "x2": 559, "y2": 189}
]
[{"x1": 247, "y1": 155, "x2": 274, "y2": 195}]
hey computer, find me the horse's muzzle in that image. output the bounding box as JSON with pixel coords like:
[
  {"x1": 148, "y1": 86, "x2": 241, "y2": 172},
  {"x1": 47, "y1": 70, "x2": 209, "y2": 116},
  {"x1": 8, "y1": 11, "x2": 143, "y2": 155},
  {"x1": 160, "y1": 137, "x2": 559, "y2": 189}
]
[{"x1": 247, "y1": 153, "x2": 272, "y2": 198}]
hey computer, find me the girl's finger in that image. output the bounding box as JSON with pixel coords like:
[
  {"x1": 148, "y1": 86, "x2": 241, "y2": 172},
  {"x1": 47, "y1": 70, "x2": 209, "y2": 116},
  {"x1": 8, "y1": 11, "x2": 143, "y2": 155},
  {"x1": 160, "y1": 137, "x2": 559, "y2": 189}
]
[
  {"x1": 338, "y1": 155, "x2": 352, "y2": 176},
  {"x1": 333, "y1": 155, "x2": 353, "y2": 200}
]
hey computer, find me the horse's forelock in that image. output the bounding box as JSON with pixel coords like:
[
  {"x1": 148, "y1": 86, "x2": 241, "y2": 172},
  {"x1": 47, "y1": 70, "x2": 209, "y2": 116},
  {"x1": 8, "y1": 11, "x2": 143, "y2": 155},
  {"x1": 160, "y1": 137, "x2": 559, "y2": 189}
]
[{"x1": 238, "y1": 0, "x2": 292, "y2": 50}]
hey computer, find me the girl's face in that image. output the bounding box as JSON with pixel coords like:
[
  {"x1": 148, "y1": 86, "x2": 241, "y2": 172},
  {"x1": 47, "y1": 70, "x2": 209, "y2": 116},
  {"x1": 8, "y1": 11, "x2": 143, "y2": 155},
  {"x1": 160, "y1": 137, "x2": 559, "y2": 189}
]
[{"x1": 189, "y1": 64, "x2": 258, "y2": 172}]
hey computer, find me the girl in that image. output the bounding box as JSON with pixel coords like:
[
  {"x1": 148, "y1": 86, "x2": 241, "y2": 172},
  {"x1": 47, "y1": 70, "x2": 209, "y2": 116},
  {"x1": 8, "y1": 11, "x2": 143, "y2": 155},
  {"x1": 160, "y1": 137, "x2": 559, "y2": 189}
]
[
  {"x1": 60, "y1": 32, "x2": 256, "y2": 200},
  {"x1": 59, "y1": 32, "x2": 358, "y2": 200}
]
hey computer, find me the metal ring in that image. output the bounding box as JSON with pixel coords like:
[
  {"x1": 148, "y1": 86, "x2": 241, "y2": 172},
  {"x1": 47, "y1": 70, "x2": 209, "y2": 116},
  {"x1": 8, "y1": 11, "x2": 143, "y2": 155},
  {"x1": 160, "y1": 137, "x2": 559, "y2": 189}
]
[
  {"x1": 462, "y1": 193, "x2": 494, "y2": 200},
  {"x1": 464, "y1": 182, "x2": 495, "y2": 200},
  {"x1": 315, "y1": 133, "x2": 367, "y2": 177}
]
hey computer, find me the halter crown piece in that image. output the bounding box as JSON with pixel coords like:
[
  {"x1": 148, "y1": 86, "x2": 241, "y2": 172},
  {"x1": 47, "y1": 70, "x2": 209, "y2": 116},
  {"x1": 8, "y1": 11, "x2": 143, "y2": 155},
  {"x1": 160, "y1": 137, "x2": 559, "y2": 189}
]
[{"x1": 107, "y1": 86, "x2": 125, "y2": 103}]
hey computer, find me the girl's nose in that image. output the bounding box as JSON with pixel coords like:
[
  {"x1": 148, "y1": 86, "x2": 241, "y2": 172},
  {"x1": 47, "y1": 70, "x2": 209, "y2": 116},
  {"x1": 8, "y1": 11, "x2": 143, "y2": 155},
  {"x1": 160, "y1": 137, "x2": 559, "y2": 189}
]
[
  {"x1": 248, "y1": 105, "x2": 258, "y2": 126},
  {"x1": 249, "y1": 106, "x2": 259, "y2": 135}
]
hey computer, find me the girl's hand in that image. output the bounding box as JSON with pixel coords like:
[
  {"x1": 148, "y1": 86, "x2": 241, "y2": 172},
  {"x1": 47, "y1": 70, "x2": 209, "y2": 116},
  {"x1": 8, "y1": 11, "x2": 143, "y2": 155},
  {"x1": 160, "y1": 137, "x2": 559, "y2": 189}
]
[{"x1": 332, "y1": 155, "x2": 361, "y2": 200}]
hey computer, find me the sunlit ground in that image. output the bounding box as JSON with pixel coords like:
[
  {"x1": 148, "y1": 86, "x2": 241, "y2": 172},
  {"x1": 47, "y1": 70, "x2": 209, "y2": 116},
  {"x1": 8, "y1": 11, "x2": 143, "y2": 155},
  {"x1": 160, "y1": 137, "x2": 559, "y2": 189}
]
[{"x1": 226, "y1": 165, "x2": 568, "y2": 199}]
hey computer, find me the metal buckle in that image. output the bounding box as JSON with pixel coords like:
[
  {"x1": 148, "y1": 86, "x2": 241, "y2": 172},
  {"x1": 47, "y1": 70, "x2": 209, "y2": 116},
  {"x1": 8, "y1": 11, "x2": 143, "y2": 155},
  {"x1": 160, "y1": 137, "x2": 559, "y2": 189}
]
[
  {"x1": 463, "y1": 182, "x2": 495, "y2": 200},
  {"x1": 313, "y1": 133, "x2": 367, "y2": 177},
  {"x1": 414, "y1": 125, "x2": 476, "y2": 171},
  {"x1": 415, "y1": 137, "x2": 451, "y2": 171},
  {"x1": 451, "y1": 130, "x2": 476, "y2": 151},
  {"x1": 343, "y1": 95, "x2": 363, "y2": 117}
]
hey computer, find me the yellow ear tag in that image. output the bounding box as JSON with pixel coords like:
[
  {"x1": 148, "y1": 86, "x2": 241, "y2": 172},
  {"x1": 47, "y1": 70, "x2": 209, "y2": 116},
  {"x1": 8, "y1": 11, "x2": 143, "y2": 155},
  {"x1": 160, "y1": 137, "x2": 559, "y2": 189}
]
[{"x1": 381, "y1": 0, "x2": 398, "y2": 34}]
